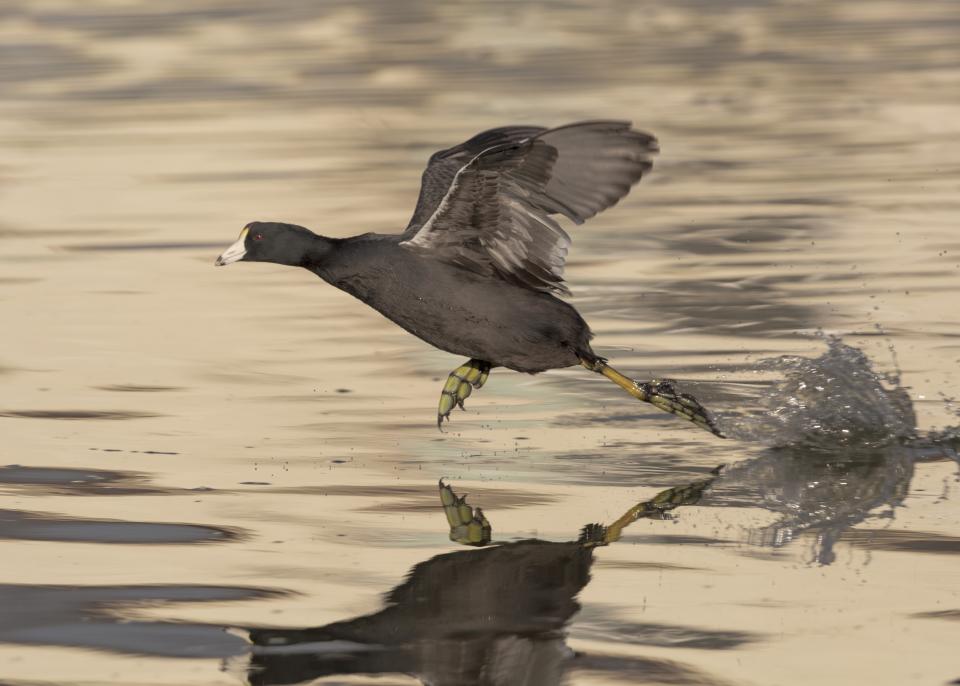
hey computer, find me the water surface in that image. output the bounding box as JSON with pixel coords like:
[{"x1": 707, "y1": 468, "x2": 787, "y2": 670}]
[{"x1": 2, "y1": 1, "x2": 959, "y2": 684}]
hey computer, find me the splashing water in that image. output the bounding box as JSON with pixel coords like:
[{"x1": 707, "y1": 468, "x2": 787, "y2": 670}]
[
  {"x1": 726, "y1": 336, "x2": 919, "y2": 448},
  {"x1": 714, "y1": 336, "x2": 959, "y2": 565}
]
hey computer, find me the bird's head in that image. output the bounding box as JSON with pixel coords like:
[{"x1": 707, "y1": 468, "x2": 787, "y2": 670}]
[{"x1": 214, "y1": 222, "x2": 323, "y2": 268}]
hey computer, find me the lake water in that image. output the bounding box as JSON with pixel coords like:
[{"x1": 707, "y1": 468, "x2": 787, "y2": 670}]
[{"x1": 2, "y1": 1, "x2": 959, "y2": 684}]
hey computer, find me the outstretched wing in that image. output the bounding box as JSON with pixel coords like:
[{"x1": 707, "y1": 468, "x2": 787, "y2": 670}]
[
  {"x1": 404, "y1": 125, "x2": 546, "y2": 234},
  {"x1": 400, "y1": 121, "x2": 658, "y2": 295}
]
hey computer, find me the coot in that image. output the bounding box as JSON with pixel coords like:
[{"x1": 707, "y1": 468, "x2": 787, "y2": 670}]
[{"x1": 215, "y1": 121, "x2": 723, "y2": 437}]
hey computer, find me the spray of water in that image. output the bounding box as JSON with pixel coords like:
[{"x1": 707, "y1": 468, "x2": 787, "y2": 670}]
[
  {"x1": 724, "y1": 335, "x2": 920, "y2": 448},
  {"x1": 713, "y1": 335, "x2": 959, "y2": 564}
]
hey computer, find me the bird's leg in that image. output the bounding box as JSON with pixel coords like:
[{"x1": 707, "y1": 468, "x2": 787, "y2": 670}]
[
  {"x1": 579, "y1": 466, "x2": 723, "y2": 547},
  {"x1": 437, "y1": 359, "x2": 492, "y2": 429},
  {"x1": 579, "y1": 357, "x2": 725, "y2": 438},
  {"x1": 439, "y1": 479, "x2": 492, "y2": 546}
]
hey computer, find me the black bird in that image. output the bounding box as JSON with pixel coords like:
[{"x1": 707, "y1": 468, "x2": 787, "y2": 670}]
[{"x1": 215, "y1": 120, "x2": 722, "y2": 436}]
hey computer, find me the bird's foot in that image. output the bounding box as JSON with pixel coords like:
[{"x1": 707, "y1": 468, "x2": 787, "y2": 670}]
[
  {"x1": 635, "y1": 379, "x2": 725, "y2": 438},
  {"x1": 439, "y1": 479, "x2": 492, "y2": 546},
  {"x1": 437, "y1": 359, "x2": 491, "y2": 429},
  {"x1": 578, "y1": 522, "x2": 609, "y2": 547}
]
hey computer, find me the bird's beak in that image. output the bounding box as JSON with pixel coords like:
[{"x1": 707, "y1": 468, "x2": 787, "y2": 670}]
[{"x1": 214, "y1": 228, "x2": 248, "y2": 266}]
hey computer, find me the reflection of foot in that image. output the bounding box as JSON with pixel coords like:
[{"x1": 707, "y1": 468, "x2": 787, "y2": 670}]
[
  {"x1": 437, "y1": 360, "x2": 492, "y2": 429},
  {"x1": 600, "y1": 470, "x2": 721, "y2": 543},
  {"x1": 577, "y1": 522, "x2": 608, "y2": 547},
  {"x1": 439, "y1": 479, "x2": 492, "y2": 546},
  {"x1": 636, "y1": 379, "x2": 725, "y2": 438}
]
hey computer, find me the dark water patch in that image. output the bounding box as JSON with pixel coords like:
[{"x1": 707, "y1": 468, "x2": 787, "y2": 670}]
[
  {"x1": 573, "y1": 608, "x2": 760, "y2": 650},
  {"x1": 0, "y1": 464, "x2": 148, "y2": 495},
  {"x1": 0, "y1": 584, "x2": 286, "y2": 658},
  {"x1": 59, "y1": 241, "x2": 226, "y2": 252},
  {"x1": 0, "y1": 409, "x2": 161, "y2": 420},
  {"x1": 576, "y1": 273, "x2": 831, "y2": 338},
  {"x1": 0, "y1": 465, "x2": 139, "y2": 487},
  {"x1": 653, "y1": 215, "x2": 823, "y2": 257},
  {"x1": 27, "y1": 4, "x2": 291, "y2": 38},
  {"x1": 594, "y1": 559, "x2": 706, "y2": 572},
  {"x1": 912, "y1": 609, "x2": 960, "y2": 621},
  {"x1": 0, "y1": 277, "x2": 43, "y2": 285},
  {"x1": 626, "y1": 280, "x2": 825, "y2": 338},
  {"x1": 659, "y1": 158, "x2": 748, "y2": 174},
  {"x1": 98, "y1": 445, "x2": 179, "y2": 459},
  {"x1": 0, "y1": 465, "x2": 188, "y2": 496},
  {"x1": 569, "y1": 652, "x2": 730, "y2": 685},
  {"x1": 0, "y1": 42, "x2": 114, "y2": 86},
  {"x1": 550, "y1": 408, "x2": 713, "y2": 430},
  {"x1": 541, "y1": 447, "x2": 726, "y2": 489},
  {"x1": 0, "y1": 509, "x2": 242, "y2": 544},
  {"x1": 840, "y1": 529, "x2": 960, "y2": 555}
]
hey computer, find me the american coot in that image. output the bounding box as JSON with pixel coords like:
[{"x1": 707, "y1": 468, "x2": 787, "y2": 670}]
[{"x1": 215, "y1": 120, "x2": 723, "y2": 437}]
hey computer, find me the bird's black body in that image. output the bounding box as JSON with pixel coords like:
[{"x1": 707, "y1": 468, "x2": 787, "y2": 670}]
[
  {"x1": 216, "y1": 120, "x2": 725, "y2": 436},
  {"x1": 311, "y1": 232, "x2": 593, "y2": 373}
]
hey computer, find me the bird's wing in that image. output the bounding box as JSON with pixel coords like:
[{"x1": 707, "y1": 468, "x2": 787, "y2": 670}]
[
  {"x1": 399, "y1": 120, "x2": 658, "y2": 295},
  {"x1": 403, "y1": 125, "x2": 546, "y2": 234}
]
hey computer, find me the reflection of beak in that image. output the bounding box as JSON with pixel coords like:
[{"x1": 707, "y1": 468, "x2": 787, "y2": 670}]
[{"x1": 215, "y1": 231, "x2": 247, "y2": 266}]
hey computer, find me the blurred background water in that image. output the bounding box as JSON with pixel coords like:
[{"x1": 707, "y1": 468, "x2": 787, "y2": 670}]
[{"x1": 2, "y1": 1, "x2": 959, "y2": 684}]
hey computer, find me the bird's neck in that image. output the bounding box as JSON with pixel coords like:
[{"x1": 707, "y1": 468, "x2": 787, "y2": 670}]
[{"x1": 299, "y1": 233, "x2": 339, "y2": 272}]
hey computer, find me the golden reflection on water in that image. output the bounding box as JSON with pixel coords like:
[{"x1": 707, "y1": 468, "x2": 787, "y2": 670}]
[{"x1": 2, "y1": 1, "x2": 960, "y2": 684}]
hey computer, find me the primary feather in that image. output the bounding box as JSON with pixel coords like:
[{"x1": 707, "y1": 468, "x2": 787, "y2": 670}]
[{"x1": 400, "y1": 120, "x2": 658, "y2": 295}]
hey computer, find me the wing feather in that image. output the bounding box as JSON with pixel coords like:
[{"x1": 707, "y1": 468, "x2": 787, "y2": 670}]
[
  {"x1": 403, "y1": 125, "x2": 546, "y2": 235},
  {"x1": 401, "y1": 121, "x2": 657, "y2": 294}
]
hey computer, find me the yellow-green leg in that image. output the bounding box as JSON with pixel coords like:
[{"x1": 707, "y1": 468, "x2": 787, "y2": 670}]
[
  {"x1": 580, "y1": 357, "x2": 725, "y2": 438},
  {"x1": 437, "y1": 467, "x2": 722, "y2": 549},
  {"x1": 439, "y1": 479, "x2": 491, "y2": 546},
  {"x1": 437, "y1": 359, "x2": 492, "y2": 429},
  {"x1": 580, "y1": 465, "x2": 723, "y2": 546}
]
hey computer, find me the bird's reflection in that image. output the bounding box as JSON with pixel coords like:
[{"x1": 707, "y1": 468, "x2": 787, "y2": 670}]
[
  {"x1": 710, "y1": 336, "x2": 960, "y2": 564},
  {"x1": 233, "y1": 473, "x2": 719, "y2": 686},
  {"x1": 718, "y1": 444, "x2": 912, "y2": 564},
  {"x1": 714, "y1": 438, "x2": 957, "y2": 565},
  {"x1": 227, "y1": 335, "x2": 960, "y2": 683}
]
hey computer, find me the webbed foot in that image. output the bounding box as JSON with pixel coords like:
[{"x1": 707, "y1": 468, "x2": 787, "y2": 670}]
[
  {"x1": 437, "y1": 359, "x2": 491, "y2": 429},
  {"x1": 439, "y1": 479, "x2": 492, "y2": 546},
  {"x1": 636, "y1": 379, "x2": 725, "y2": 438},
  {"x1": 581, "y1": 358, "x2": 725, "y2": 438}
]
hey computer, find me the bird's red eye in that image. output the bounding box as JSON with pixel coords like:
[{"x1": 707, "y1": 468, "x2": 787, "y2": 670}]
[{"x1": 253, "y1": 233, "x2": 264, "y2": 241}]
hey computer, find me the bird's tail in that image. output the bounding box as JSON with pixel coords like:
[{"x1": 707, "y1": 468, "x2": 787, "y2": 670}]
[{"x1": 580, "y1": 357, "x2": 724, "y2": 437}]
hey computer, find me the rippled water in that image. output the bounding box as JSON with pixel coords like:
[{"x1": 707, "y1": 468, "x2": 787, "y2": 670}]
[{"x1": 3, "y1": 1, "x2": 960, "y2": 684}]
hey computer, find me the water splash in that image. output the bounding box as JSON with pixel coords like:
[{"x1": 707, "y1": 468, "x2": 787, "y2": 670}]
[
  {"x1": 726, "y1": 336, "x2": 919, "y2": 448},
  {"x1": 715, "y1": 336, "x2": 959, "y2": 565}
]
